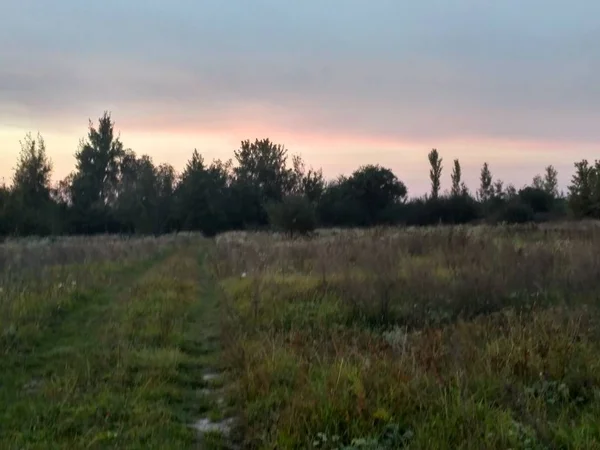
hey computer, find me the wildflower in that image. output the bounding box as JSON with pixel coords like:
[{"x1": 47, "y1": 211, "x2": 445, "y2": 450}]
[{"x1": 241, "y1": 272, "x2": 247, "y2": 278}]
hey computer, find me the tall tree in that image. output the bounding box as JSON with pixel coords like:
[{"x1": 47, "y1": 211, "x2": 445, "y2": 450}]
[
  {"x1": 71, "y1": 112, "x2": 125, "y2": 212},
  {"x1": 12, "y1": 133, "x2": 53, "y2": 206},
  {"x1": 519, "y1": 187, "x2": 554, "y2": 213},
  {"x1": 233, "y1": 138, "x2": 294, "y2": 203},
  {"x1": 317, "y1": 176, "x2": 365, "y2": 227},
  {"x1": 0, "y1": 181, "x2": 12, "y2": 236},
  {"x1": 493, "y1": 179, "x2": 505, "y2": 200},
  {"x1": 290, "y1": 154, "x2": 325, "y2": 203},
  {"x1": 11, "y1": 133, "x2": 56, "y2": 234},
  {"x1": 154, "y1": 163, "x2": 177, "y2": 233},
  {"x1": 505, "y1": 183, "x2": 518, "y2": 200},
  {"x1": 428, "y1": 149, "x2": 443, "y2": 199},
  {"x1": 568, "y1": 160, "x2": 594, "y2": 217},
  {"x1": 69, "y1": 112, "x2": 126, "y2": 233},
  {"x1": 450, "y1": 159, "x2": 462, "y2": 197},
  {"x1": 175, "y1": 150, "x2": 231, "y2": 236},
  {"x1": 477, "y1": 162, "x2": 493, "y2": 202},
  {"x1": 591, "y1": 161, "x2": 600, "y2": 218},
  {"x1": 346, "y1": 164, "x2": 407, "y2": 225},
  {"x1": 114, "y1": 152, "x2": 161, "y2": 234},
  {"x1": 232, "y1": 138, "x2": 295, "y2": 225},
  {"x1": 532, "y1": 174, "x2": 545, "y2": 190},
  {"x1": 543, "y1": 165, "x2": 559, "y2": 198}
]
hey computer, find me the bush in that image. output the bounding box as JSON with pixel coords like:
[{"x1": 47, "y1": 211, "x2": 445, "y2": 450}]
[
  {"x1": 404, "y1": 195, "x2": 480, "y2": 226},
  {"x1": 267, "y1": 195, "x2": 317, "y2": 237},
  {"x1": 496, "y1": 201, "x2": 535, "y2": 224},
  {"x1": 518, "y1": 187, "x2": 554, "y2": 213}
]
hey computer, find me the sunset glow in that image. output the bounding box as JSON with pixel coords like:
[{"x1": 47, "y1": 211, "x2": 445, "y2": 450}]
[{"x1": 2, "y1": 0, "x2": 598, "y2": 196}]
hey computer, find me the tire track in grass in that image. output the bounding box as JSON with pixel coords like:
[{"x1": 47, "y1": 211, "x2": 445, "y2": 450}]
[
  {"x1": 185, "y1": 249, "x2": 240, "y2": 449},
  {"x1": 0, "y1": 251, "x2": 173, "y2": 450},
  {"x1": 1, "y1": 243, "x2": 235, "y2": 449}
]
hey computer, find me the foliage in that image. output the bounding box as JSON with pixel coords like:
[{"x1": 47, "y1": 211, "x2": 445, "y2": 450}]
[
  {"x1": 1, "y1": 110, "x2": 594, "y2": 237},
  {"x1": 174, "y1": 151, "x2": 231, "y2": 236},
  {"x1": 428, "y1": 148, "x2": 443, "y2": 199},
  {"x1": 518, "y1": 187, "x2": 554, "y2": 214},
  {"x1": 267, "y1": 195, "x2": 317, "y2": 236},
  {"x1": 478, "y1": 162, "x2": 494, "y2": 202},
  {"x1": 450, "y1": 159, "x2": 468, "y2": 197},
  {"x1": 344, "y1": 165, "x2": 408, "y2": 225},
  {"x1": 7, "y1": 133, "x2": 57, "y2": 235},
  {"x1": 404, "y1": 195, "x2": 480, "y2": 226},
  {"x1": 68, "y1": 112, "x2": 126, "y2": 234},
  {"x1": 495, "y1": 200, "x2": 535, "y2": 224},
  {"x1": 568, "y1": 160, "x2": 599, "y2": 218},
  {"x1": 543, "y1": 165, "x2": 559, "y2": 198}
]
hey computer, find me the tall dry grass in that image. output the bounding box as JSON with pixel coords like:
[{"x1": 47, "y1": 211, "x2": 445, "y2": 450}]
[{"x1": 213, "y1": 224, "x2": 600, "y2": 448}]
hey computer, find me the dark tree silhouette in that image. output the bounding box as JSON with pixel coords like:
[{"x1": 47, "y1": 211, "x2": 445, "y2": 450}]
[{"x1": 1, "y1": 111, "x2": 592, "y2": 237}]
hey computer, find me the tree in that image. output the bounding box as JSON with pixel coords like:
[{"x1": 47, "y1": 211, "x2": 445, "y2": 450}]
[
  {"x1": 497, "y1": 201, "x2": 535, "y2": 224},
  {"x1": 0, "y1": 182, "x2": 12, "y2": 237},
  {"x1": 154, "y1": 163, "x2": 177, "y2": 233},
  {"x1": 175, "y1": 150, "x2": 232, "y2": 236},
  {"x1": 232, "y1": 138, "x2": 295, "y2": 226},
  {"x1": 477, "y1": 162, "x2": 493, "y2": 202},
  {"x1": 568, "y1": 160, "x2": 594, "y2": 218},
  {"x1": 53, "y1": 174, "x2": 75, "y2": 206},
  {"x1": 428, "y1": 149, "x2": 443, "y2": 199},
  {"x1": 405, "y1": 195, "x2": 480, "y2": 226},
  {"x1": 532, "y1": 174, "x2": 544, "y2": 190},
  {"x1": 543, "y1": 165, "x2": 559, "y2": 198},
  {"x1": 4, "y1": 109, "x2": 598, "y2": 236},
  {"x1": 505, "y1": 184, "x2": 517, "y2": 200},
  {"x1": 493, "y1": 179, "x2": 505, "y2": 200},
  {"x1": 72, "y1": 112, "x2": 125, "y2": 208},
  {"x1": 317, "y1": 167, "x2": 407, "y2": 227},
  {"x1": 317, "y1": 177, "x2": 365, "y2": 227},
  {"x1": 290, "y1": 155, "x2": 325, "y2": 203},
  {"x1": 114, "y1": 152, "x2": 161, "y2": 234},
  {"x1": 267, "y1": 195, "x2": 317, "y2": 237},
  {"x1": 346, "y1": 165, "x2": 407, "y2": 225},
  {"x1": 12, "y1": 133, "x2": 53, "y2": 205},
  {"x1": 518, "y1": 187, "x2": 554, "y2": 214},
  {"x1": 10, "y1": 133, "x2": 56, "y2": 235},
  {"x1": 70, "y1": 112, "x2": 125, "y2": 233},
  {"x1": 233, "y1": 138, "x2": 294, "y2": 202},
  {"x1": 450, "y1": 159, "x2": 463, "y2": 197}
]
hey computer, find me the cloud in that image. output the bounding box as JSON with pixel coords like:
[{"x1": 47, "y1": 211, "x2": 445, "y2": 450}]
[{"x1": 1, "y1": 0, "x2": 599, "y2": 194}]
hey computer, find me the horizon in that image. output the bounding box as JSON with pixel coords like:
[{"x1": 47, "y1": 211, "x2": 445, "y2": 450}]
[{"x1": 2, "y1": 1, "x2": 599, "y2": 196}]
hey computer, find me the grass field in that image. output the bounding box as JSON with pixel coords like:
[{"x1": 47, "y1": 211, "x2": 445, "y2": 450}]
[
  {"x1": 0, "y1": 235, "x2": 230, "y2": 449},
  {"x1": 3, "y1": 224, "x2": 600, "y2": 449},
  {"x1": 214, "y1": 224, "x2": 600, "y2": 449}
]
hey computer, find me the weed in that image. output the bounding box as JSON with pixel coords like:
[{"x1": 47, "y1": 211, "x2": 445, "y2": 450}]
[{"x1": 215, "y1": 224, "x2": 600, "y2": 448}]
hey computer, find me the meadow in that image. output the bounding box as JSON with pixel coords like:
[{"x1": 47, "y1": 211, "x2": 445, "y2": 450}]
[
  {"x1": 3, "y1": 224, "x2": 600, "y2": 449},
  {"x1": 0, "y1": 234, "x2": 230, "y2": 449},
  {"x1": 214, "y1": 223, "x2": 600, "y2": 449}
]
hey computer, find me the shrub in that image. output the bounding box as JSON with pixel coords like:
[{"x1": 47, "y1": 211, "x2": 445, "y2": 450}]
[
  {"x1": 404, "y1": 195, "x2": 480, "y2": 226},
  {"x1": 267, "y1": 195, "x2": 317, "y2": 237},
  {"x1": 518, "y1": 187, "x2": 554, "y2": 213},
  {"x1": 496, "y1": 201, "x2": 535, "y2": 224}
]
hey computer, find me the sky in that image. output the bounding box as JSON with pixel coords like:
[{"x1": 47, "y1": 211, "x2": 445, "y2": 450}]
[{"x1": 1, "y1": 0, "x2": 599, "y2": 196}]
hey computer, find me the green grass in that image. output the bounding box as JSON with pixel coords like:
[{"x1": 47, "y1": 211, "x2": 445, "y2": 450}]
[
  {"x1": 7, "y1": 225, "x2": 600, "y2": 449},
  {"x1": 0, "y1": 239, "x2": 224, "y2": 449},
  {"x1": 215, "y1": 225, "x2": 600, "y2": 449}
]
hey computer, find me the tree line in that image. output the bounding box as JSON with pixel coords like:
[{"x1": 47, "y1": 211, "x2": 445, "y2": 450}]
[{"x1": 0, "y1": 112, "x2": 598, "y2": 238}]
